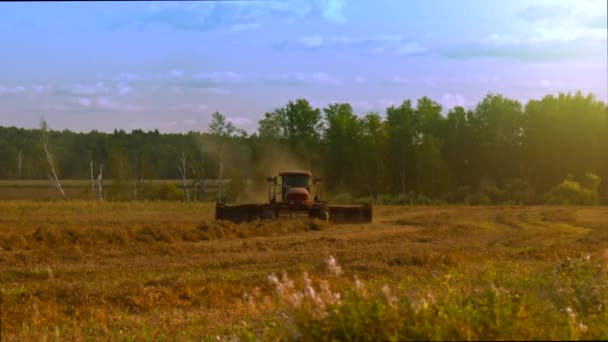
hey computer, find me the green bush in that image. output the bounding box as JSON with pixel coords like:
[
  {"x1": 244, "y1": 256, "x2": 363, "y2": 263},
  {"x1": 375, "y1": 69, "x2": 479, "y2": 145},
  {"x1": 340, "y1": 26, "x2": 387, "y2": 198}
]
[
  {"x1": 546, "y1": 174, "x2": 601, "y2": 205},
  {"x1": 465, "y1": 192, "x2": 491, "y2": 205},
  {"x1": 139, "y1": 182, "x2": 184, "y2": 201},
  {"x1": 331, "y1": 192, "x2": 353, "y2": 204}
]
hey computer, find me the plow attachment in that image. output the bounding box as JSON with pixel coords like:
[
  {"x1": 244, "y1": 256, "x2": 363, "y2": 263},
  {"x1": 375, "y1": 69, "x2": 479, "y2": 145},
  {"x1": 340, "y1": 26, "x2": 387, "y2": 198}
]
[
  {"x1": 215, "y1": 202, "x2": 372, "y2": 224},
  {"x1": 329, "y1": 204, "x2": 373, "y2": 223},
  {"x1": 215, "y1": 203, "x2": 273, "y2": 223}
]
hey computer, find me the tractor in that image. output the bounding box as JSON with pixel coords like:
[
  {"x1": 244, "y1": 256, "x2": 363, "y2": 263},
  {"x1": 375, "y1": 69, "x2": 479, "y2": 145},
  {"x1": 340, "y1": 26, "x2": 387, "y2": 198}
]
[{"x1": 215, "y1": 170, "x2": 372, "y2": 223}]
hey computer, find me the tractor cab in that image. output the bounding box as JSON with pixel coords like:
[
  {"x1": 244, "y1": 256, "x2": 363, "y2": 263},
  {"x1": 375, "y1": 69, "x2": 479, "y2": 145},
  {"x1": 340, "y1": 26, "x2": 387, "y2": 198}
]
[
  {"x1": 267, "y1": 170, "x2": 323, "y2": 207},
  {"x1": 280, "y1": 170, "x2": 311, "y2": 202}
]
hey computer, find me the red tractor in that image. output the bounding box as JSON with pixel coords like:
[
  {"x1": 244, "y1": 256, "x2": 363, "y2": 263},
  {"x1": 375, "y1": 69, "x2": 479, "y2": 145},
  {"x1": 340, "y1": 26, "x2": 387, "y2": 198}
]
[{"x1": 215, "y1": 170, "x2": 372, "y2": 223}]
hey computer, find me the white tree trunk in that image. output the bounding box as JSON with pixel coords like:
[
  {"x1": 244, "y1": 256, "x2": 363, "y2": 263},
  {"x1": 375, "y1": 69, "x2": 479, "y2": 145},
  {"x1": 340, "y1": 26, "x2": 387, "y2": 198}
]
[
  {"x1": 17, "y1": 150, "x2": 23, "y2": 179},
  {"x1": 217, "y1": 159, "x2": 224, "y2": 202},
  {"x1": 97, "y1": 164, "x2": 103, "y2": 201},
  {"x1": 90, "y1": 160, "x2": 96, "y2": 200},
  {"x1": 40, "y1": 120, "x2": 66, "y2": 199},
  {"x1": 178, "y1": 152, "x2": 190, "y2": 201}
]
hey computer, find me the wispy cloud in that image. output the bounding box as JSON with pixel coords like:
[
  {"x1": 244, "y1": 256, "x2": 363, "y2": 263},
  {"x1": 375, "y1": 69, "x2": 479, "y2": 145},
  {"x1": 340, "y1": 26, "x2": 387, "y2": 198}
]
[
  {"x1": 173, "y1": 103, "x2": 209, "y2": 113},
  {"x1": 107, "y1": 0, "x2": 349, "y2": 33},
  {"x1": 175, "y1": 71, "x2": 246, "y2": 89},
  {"x1": 264, "y1": 72, "x2": 342, "y2": 86},
  {"x1": 72, "y1": 95, "x2": 144, "y2": 113},
  {"x1": 438, "y1": 37, "x2": 606, "y2": 61},
  {"x1": 0, "y1": 85, "x2": 53, "y2": 96},
  {"x1": 274, "y1": 35, "x2": 427, "y2": 56},
  {"x1": 384, "y1": 76, "x2": 410, "y2": 85},
  {"x1": 440, "y1": 93, "x2": 467, "y2": 109},
  {"x1": 439, "y1": 0, "x2": 607, "y2": 61},
  {"x1": 518, "y1": 0, "x2": 607, "y2": 28},
  {"x1": 354, "y1": 76, "x2": 366, "y2": 84}
]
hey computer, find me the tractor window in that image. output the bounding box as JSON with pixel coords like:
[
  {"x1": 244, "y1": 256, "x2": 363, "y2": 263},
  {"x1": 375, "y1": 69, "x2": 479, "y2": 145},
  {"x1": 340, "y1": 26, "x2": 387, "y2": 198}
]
[{"x1": 282, "y1": 175, "x2": 309, "y2": 189}]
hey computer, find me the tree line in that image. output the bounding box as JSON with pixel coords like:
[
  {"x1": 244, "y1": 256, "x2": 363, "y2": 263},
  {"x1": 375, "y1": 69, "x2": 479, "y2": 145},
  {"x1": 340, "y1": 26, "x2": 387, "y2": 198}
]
[{"x1": 0, "y1": 91, "x2": 606, "y2": 204}]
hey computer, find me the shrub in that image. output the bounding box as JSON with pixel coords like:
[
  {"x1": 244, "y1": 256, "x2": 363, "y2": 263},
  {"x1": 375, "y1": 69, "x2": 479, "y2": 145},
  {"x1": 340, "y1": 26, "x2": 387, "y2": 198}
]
[
  {"x1": 465, "y1": 192, "x2": 491, "y2": 205},
  {"x1": 331, "y1": 192, "x2": 353, "y2": 204},
  {"x1": 546, "y1": 174, "x2": 601, "y2": 205},
  {"x1": 503, "y1": 178, "x2": 537, "y2": 205},
  {"x1": 139, "y1": 182, "x2": 184, "y2": 201}
]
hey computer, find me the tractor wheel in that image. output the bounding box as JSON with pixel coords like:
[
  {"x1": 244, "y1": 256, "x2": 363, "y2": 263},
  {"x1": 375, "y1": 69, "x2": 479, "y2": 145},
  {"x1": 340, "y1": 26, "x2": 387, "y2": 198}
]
[
  {"x1": 262, "y1": 208, "x2": 276, "y2": 220},
  {"x1": 311, "y1": 208, "x2": 329, "y2": 221}
]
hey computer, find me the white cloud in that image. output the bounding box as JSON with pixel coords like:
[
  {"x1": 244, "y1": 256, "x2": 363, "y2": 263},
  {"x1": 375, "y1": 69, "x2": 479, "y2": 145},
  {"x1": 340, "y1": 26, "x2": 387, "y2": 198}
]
[
  {"x1": 123, "y1": 104, "x2": 145, "y2": 113},
  {"x1": 300, "y1": 35, "x2": 324, "y2": 48},
  {"x1": 377, "y1": 98, "x2": 399, "y2": 108},
  {"x1": 265, "y1": 72, "x2": 342, "y2": 86},
  {"x1": 187, "y1": 71, "x2": 245, "y2": 87},
  {"x1": 320, "y1": 0, "x2": 347, "y2": 23},
  {"x1": 354, "y1": 76, "x2": 366, "y2": 84},
  {"x1": 116, "y1": 83, "x2": 132, "y2": 95},
  {"x1": 394, "y1": 43, "x2": 428, "y2": 55},
  {"x1": 525, "y1": 25, "x2": 607, "y2": 44},
  {"x1": 199, "y1": 71, "x2": 244, "y2": 84},
  {"x1": 77, "y1": 97, "x2": 92, "y2": 107},
  {"x1": 168, "y1": 69, "x2": 184, "y2": 78},
  {"x1": 229, "y1": 23, "x2": 260, "y2": 32},
  {"x1": 349, "y1": 100, "x2": 375, "y2": 111},
  {"x1": 200, "y1": 88, "x2": 232, "y2": 94},
  {"x1": 31, "y1": 84, "x2": 51, "y2": 93},
  {"x1": 440, "y1": 93, "x2": 467, "y2": 109},
  {"x1": 227, "y1": 116, "x2": 252, "y2": 126},
  {"x1": 71, "y1": 82, "x2": 110, "y2": 96},
  {"x1": 96, "y1": 96, "x2": 115, "y2": 109},
  {"x1": 114, "y1": 73, "x2": 142, "y2": 82},
  {"x1": 174, "y1": 103, "x2": 209, "y2": 112},
  {"x1": 278, "y1": 35, "x2": 427, "y2": 56},
  {"x1": 386, "y1": 76, "x2": 410, "y2": 85},
  {"x1": 11, "y1": 86, "x2": 26, "y2": 94},
  {"x1": 482, "y1": 33, "x2": 522, "y2": 46},
  {"x1": 537, "y1": 79, "x2": 565, "y2": 88}
]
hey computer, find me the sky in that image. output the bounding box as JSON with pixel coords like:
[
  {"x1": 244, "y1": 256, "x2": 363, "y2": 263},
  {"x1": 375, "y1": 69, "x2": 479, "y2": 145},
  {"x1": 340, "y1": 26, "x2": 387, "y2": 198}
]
[{"x1": 0, "y1": 0, "x2": 606, "y2": 133}]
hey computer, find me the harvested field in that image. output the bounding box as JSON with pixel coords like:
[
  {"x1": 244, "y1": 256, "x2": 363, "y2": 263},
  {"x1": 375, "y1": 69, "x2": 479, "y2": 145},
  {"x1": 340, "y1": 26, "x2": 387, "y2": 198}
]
[{"x1": 0, "y1": 201, "x2": 607, "y2": 340}]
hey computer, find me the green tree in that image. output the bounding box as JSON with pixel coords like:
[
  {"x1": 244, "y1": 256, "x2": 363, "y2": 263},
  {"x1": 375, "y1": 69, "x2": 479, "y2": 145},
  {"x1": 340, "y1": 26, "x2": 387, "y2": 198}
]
[
  {"x1": 386, "y1": 100, "x2": 418, "y2": 195},
  {"x1": 323, "y1": 103, "x2": 362, "y2": 191}
]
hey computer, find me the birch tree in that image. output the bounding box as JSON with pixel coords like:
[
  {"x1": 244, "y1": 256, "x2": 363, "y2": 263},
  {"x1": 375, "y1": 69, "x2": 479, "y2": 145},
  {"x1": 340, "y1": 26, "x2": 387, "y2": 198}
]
[
  {"x1": 208, "y1": 112, "x2": 245, "y2": 202},
  {"x1": 178, "y1": 151, "x2": 190, "y2": 201},
  {"x1": 40, "y1": 118, "x2": 66, "y2": 199},
  {"x1": 17, "y1": 150, "x2": 23, "y2": 179}
]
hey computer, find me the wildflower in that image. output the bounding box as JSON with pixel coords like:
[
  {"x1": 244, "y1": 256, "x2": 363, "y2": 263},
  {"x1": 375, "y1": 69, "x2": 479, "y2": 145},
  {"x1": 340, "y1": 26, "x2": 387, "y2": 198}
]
[
  {"x1": 326, "y1": 255, "x2": 343, "y2": 276},
  {"x1": 382, "y1": 284, "x2": 397, "y2": 308},
  {"x1": 281, "y1": 272, "x2": 294, "y2": 291},
  {"x1": 319, "y1": 279, "x2": 341, "y2": 305},
  {"x1": 268, "y1": 274, "x2": 286, "y2": 297},
  {"x1": 354, "y1": 275, "x2": 368, "y2": 298},
  {"x1": 288, "y1": 292, "x2": 303, "y2": 308}
]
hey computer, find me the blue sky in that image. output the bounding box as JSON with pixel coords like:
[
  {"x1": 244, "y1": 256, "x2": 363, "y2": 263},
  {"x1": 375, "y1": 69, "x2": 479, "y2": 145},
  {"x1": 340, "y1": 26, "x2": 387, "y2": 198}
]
[{"x1": 0, "y1": 0, "x2": 606, "y2": 133}]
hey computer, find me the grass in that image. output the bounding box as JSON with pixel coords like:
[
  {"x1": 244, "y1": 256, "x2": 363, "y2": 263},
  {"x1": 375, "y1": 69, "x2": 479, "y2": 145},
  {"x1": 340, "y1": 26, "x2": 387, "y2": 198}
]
[{"x1": 0, "y1": 202, "x2": 606, "y2": 340}]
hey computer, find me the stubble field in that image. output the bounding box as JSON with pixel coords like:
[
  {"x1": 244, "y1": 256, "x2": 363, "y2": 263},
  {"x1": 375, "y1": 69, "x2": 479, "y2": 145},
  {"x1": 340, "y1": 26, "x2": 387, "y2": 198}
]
[{"x1": 0, "y1": 201, "x2": 607, "y2": 340}]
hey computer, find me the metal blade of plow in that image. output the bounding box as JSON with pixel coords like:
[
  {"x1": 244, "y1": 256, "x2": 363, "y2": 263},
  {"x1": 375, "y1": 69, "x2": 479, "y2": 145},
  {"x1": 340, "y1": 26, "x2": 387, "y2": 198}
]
[
  {"x1": 215, "y1": 203, "x2": 268, "y2": 223},
  {"x1": 329, "y1": 204, "x2": 372, "y2": 224}
]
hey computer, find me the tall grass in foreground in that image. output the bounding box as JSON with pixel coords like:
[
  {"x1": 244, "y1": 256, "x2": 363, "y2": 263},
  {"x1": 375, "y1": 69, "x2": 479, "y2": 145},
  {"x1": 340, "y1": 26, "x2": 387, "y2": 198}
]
[{"x1": 236, "y1": 253, "x2": 608, "y2": 341}]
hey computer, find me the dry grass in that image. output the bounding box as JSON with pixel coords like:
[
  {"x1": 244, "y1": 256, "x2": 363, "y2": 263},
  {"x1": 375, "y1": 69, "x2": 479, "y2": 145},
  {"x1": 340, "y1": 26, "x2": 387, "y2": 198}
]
[{"x1": 0, "y1": 202, "x2": 606, "y2": 340}]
